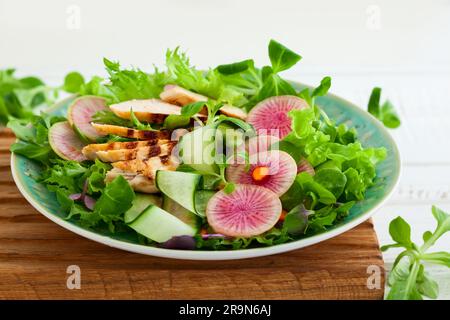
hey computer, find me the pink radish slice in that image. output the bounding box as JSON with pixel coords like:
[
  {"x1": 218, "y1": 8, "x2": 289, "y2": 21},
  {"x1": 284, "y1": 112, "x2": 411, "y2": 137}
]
[
  {"x1": 246, "y1": 134, "x2": 280, "y2": 155},
  {"x1": 68, "y1": 96, "x2": 107, "y2": 141},
  {"x1": 297, "y1": 158, "x2": 315, "y2": 175},
  {"x1": 247, "y1": 95, "x2": 309, "y2": 139},
  {"x1": 226, "y1": 150, "x2": 297, "y2": 196},
  {"x1": 49, "y1": 121, "x2": 87, "y2": 162},
  {"x1": 206, "y1": 184, "x2": 282, "y2": 238},
  {"x1": 233, "y1": 135, "x2": 280, "y2": 164}
]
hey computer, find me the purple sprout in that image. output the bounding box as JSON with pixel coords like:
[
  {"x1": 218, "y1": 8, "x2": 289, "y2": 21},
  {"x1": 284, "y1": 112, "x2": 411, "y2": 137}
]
[
  {"x1": 158, "y1": 235, "x2": 197, "y2": 250},
  {"x1": 69, "y1": 180, "x2": 96, "y2": 211}
]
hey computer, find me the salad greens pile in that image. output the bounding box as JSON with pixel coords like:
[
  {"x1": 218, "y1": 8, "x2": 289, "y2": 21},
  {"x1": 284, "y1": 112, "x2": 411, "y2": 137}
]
[
  {"x1": 383, "y1": 206, "x2": 450, "y2": 300},
  {"x1": 7, "y1": 40, "x2": 386, "y2": 249},
  {"x1": 8, "y1": 115, "x2": 135, "y2": 232}
]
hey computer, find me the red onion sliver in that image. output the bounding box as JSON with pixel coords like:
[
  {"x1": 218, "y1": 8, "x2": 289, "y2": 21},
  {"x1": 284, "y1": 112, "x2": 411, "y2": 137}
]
[
  {"x1": 69, "y1": 193, "x2": 83, "y2": 201},
  {"x1": 297, "y1": 158, "x2": 315, "y2": 175},
  {"x1": 83, "y1": 195, "x2": 96, "y2": 211},
  {"x1": 158, "y1": 235, "x2": 196, "y2": 250}
]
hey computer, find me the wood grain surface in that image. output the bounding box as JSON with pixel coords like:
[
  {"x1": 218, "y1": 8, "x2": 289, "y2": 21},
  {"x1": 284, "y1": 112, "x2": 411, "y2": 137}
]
[{"x1": 0, "y1": 130, "x2": 385, "y2": 300}]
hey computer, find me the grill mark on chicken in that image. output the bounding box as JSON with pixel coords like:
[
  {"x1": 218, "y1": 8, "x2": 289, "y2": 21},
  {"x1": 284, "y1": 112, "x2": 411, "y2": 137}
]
[
  {"x1": 126, "y1": 128, "x2": 134, "y2": 138},
  {"x1": 91, "y1": 122, "x2": 171, "y2": 140},
  {"x1": 149, "y1": 113, "x2": 167, "y2": 124},
  {"x1": 123, "y1": 145, "x2": 162, "y2": 161},
  {"x1": 141, "y1": 130, "x2": 169, "y2": 140},
  {"x1": 82, "y1": 140, "x2": 171, "y2": 160},
  {"x1": 160, "y1": 155, "x2": 170, "y2": 165},
  {"x1": 112, "y1": 155, "x2": 179, "y2": 179},
  {"x1": 94, "y1": 141, "x2": 177, "y2": 162},
  {"x1": 147, "y1": 145, "x2": 162, "y2": 158}
]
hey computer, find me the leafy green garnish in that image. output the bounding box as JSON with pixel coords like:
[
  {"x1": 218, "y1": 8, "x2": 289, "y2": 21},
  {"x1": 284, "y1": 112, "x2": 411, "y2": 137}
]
[
  {"x1": 163, "y1": 114, "x2": 190, "y2": 130},
  {"x1": 130, "y1": 109, "x2": 152, "y2": 130},
  {"x1": 166, "y1": 48, "x2": 245, "y2": 106},
  {"x1": 216, "y1": 59, "x2": 254, "y2": 75},
  {"x1": 92, "y1": 175, "x2": 135, "y2": 231},
  {"x1": 0, "y1": 69, "x2": 59, "y2": 125},
  {"x1": 92, "y1": 109, "x2": 132, "y2": 127},
  {"x1": 46, "y1": 160, "x2": 134, "y2": 232},
  {"x1": 368, "y1": 87, "x2": 401, "y2": 128},
  {"x1": 68, "y1": 58, "x2": 169, "y2": 104},
  {"x1": 77, "y1": 76, "x2": 116, "y2": 102},
  {"x1": 63, "y1": 72, "x2": 85, "y2": 93},
  {"x1": 283, "y1": 205, "x2": 311, "y2": 236},
  {"x1": 215, "y1": 39, "x2": 303, "y2": 107},
  {"x1": 180, "y1": 101, "x2": 206, "y2": 118},
  {"x1": 268, "y1": 39, "x2": 302, "y2": 73},
  {"x1": 299, "y1": 76, "x2": 332, "y2": 108},
  {"x1": 256, "y1": 67, "x2": 297, "y2": 101},
  {"x1": 382, "y1": 206, "x2": 450, "y2": 300},
  {"x1": 8, "y1": 114, "x2": 65, "y2": 163}
]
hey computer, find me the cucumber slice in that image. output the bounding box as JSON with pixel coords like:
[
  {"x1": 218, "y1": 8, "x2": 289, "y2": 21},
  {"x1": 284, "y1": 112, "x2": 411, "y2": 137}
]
[
  {"x1": 179, "y1": 126, "x2": 218, "y2": 175},
  {"x1": 194, "y1": 190, "x2": 216, "y2": 217},
  {"x1": 124, "y1": 193, "x2": 162, "y2": 224},
  {"x1": 163, "y1": 195, "x2": 200, "y2": 231},
  {"x1": 200, "y1": 175, "x2": 221, "y2": 190},
  {"x1": 128, "y1": 205, "x2": 196, "y2": 243},
  {"x1": 156, "y1": 170, "x2": 202, "y2": 213}
]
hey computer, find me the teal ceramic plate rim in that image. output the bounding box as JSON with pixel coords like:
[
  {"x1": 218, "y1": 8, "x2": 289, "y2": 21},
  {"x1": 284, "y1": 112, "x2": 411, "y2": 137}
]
[{"x1": 10, "y1": 86, "x2": 401, "y2": 260}]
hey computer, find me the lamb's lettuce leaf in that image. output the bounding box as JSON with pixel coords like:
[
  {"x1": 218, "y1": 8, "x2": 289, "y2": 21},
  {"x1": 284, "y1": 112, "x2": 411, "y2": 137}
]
[
  {"x1": 0, "y1": 69, "x2": 59, "y2": 125},
  {"x1": 8, "y1": 114, "x2": 65, "y2": 164},
  {"x1": 368, "y1": 87, "x2": 401, "y2": 128}
]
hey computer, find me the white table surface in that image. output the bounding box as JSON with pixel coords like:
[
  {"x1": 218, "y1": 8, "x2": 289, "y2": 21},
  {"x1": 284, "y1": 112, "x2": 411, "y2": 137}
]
[{"x1": 1, "y1": 0, "x2": 449, "y2": 299}]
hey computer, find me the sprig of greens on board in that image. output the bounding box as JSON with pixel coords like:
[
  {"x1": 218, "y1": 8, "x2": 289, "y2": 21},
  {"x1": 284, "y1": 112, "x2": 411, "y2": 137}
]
[
  {"x1": 368, "y1": 87, "x2": 401, "y2": 129},
  {"x1": 382, "y1": 206, "x2": 450, "y2": 300}
]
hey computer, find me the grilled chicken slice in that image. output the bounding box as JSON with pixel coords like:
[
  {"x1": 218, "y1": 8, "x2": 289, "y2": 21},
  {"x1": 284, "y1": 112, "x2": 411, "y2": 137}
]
[
  {"x1": 91, "y1": 123, "x2": 170, "y2": 140},
  {"x1": 105, "y1": 168, "x2": 158, "y2": 193},
  {"x1": 218, "y1": 105, "x2": 248, "y2": 120},
  {"x1": 82, "y1": 140, "x2": 169, "y2": 160},
  {"x1": 160, "y1": 84, "x2": 248, "y2": 120},
  {"x1": 109, "y1": 99, "x2": 182, "y2": 123},
  {"x1": 160, "y1": 85, "x2": 208, "y2": 107},
  {"x1": 112, "y1": 155, "x2": 179, "y2": 179},
  {"x1": 96, "y1": 141, "x2": 177, "y2": 162}
]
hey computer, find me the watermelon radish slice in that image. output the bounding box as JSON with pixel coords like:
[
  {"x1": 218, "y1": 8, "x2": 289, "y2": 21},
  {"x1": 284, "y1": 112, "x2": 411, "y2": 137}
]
[
  {"x1": 226, "y1": 150, "x2": 297, "y2": 196},
  {"x1": 206, "y1": 184, "x2": 282, "y2": 237},
  {"x1": 246, "y1": 134, "x2": 280, "y2": 155},
  {"x1": 247, "y1": 95, "x2": 309, "y2": 139},
  {"x1": 297, "y1": 158, "x2": 315, "y2": 175},
  {"x1": 49, "y1": 121, "x2": 87, "y2": 162},
  {"x1": 68, "y1": 96, "x2": 107, "y2": 141}
]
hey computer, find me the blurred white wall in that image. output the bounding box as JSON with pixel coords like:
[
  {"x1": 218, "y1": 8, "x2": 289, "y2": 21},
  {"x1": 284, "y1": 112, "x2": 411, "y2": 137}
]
[{"x1": 1, "y1": 0, "x2": 450, "y2": 80}]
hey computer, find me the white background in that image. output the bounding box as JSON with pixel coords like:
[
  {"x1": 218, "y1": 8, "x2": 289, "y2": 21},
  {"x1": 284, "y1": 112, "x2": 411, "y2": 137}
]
[{"x1": 1, "y1": 0, "x2": 450, "y2": 298}]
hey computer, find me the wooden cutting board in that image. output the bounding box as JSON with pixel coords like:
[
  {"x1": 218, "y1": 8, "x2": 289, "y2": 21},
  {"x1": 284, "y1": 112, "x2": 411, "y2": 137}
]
[{"x1": 0, "y1": 130, "x2": 385, "y2": 300}]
